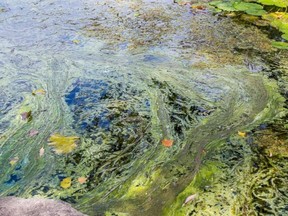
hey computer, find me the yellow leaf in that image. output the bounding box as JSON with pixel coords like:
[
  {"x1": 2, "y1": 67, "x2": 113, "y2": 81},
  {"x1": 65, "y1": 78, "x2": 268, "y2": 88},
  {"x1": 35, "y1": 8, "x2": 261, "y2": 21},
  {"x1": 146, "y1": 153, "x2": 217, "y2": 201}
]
[
  {"x1": 72, "y1": 39, "x2": 80, "y2": 44},
  {"x1": 238, "y1": 131, "x2": 246, "y2": 138},
  {"x1": 60, "y1": 177, "x2": 72, "y2": 189},
  {"x1": 32, "y1": 89, "x2": 46, "y2": 96},
  {"x1": 48, "y1": 133, "x2": 79, "y2": 154},
  {"x1": 9, "y1": 157, "x2": 19, "y2": 166}
]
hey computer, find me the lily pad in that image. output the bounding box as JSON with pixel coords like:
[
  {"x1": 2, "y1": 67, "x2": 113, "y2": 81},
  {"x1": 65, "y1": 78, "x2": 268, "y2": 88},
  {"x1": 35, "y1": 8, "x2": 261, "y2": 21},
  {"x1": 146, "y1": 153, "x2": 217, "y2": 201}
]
[
  {"x1": 245, "y1": 9, "x2": 266, "y2": 16},
  {"x1": 262, "y1": 12, "x2": 288, "y2": 35},
  {"x1": 281, "y1": 33, "x2": 288, "y2": 40},
  {"x1": 271, "y1": 41, "x2": 288, "y2": 49},
  {"x1": 209, "y1": 1, "x2": 237, "y2": 11},
  {"x1": 258, "y1": 0, "x2": 288, "y2": 7},
  {"x1": 233, "y1": 2, "x2": 266, "y2": 16},
  {"x1": 233, "y1": 2, "x2": 263, "y2": 11}
]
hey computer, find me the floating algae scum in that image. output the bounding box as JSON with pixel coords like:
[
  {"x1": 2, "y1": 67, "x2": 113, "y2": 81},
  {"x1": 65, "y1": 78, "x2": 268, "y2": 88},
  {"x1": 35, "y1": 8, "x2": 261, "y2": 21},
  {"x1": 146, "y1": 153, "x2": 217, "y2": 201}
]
[{"x1": 0, "y1": 0, "x2": 288, "y2": 215}]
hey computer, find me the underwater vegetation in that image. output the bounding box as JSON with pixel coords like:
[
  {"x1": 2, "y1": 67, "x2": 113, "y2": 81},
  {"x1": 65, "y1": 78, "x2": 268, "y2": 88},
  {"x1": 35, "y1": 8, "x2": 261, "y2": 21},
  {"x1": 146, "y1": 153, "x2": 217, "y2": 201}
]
[
  {"x1": 1, "y1": 0, "x2": 288, "y2": 215},
  {"x1": 209, "y1": 0, "x2": 288, "y2": 49}
]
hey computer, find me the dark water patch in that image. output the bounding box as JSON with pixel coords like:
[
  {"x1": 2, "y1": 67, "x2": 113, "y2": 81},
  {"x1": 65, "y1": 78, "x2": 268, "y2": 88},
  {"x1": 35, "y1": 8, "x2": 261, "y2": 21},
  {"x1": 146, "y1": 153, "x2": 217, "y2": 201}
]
[
  {"x1": 4, "y1": 174, "x2": 21, "y2": 185},
  {"x1": 151, "y1": 79, "x2": 215, "y2": 139},
  {"x1": 62, "y1": 75, "x2": 154, "y2": 192}
]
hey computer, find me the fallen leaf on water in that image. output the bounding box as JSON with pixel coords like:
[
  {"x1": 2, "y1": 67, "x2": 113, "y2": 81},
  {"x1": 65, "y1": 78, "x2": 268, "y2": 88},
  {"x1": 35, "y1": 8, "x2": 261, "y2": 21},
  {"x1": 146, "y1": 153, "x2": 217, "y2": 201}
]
[
  {"x1": 182, "y1": 194, "x2": 197, "y2": 207},
  {"x1": 32, "y1": 89, "x2": 46, "y2": 96},
  {"x1": 48, "y1": 133, "x2": 79, "y2": 154},
  {"x1": 20, "y1": 111, "x2": 32, "y2": 121},
  {"x1": 60, "y1": 177, "x2": 72, "y2": 189},
  {"x1": 78, "y1": 177, "x2": 87, "y2": 184},
  {"x1": 176, "y1": 0, "x2": 191, "y2": 6},
  {"x1": 238, "y1": 131, "x2": 246, "y2": 138},
  {"x1": 9, "y1": 157, "x2": 19, "y2": 166},
  {"x1": 191, "y1": 5, "x2": 206, "y2": 10},
  {"x1": 39, "y1": 147, "x2": 45, "y2": 157},
  {"x1": 28, "y1": 129, "x2": 39, "y2": 137},
  {"x1": 161, "y1": 139, "x2": 173, "y2": 147},
  {"x1": 72, "y1": 39, "x2": 80, "y2": 44}
]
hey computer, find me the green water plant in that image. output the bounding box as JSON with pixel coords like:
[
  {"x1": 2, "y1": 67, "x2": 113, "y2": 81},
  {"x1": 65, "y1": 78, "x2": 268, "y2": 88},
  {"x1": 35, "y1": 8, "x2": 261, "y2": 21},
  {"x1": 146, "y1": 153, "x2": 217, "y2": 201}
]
[
  {"x1": 210, "y1": 0, "x2": 288, "y2": 49},
  {"x1": 258, "y1": 0, "x2": 288, "y2": 7},
  {"x1": 271, "y1": 41, "x2": 288, "y2": 49},
  {"x1": 210, "y1": 1, "x2": 266, "y2": 16},
  {"x1": 262, "y1": 12, "x2": 288, "y2": 41}
]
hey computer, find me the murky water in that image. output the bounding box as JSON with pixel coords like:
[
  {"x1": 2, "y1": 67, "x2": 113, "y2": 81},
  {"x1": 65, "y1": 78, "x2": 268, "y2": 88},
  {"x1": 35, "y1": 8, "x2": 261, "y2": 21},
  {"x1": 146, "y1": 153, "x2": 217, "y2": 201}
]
[{"x1": 0, "y1": 0, "x2": 287, "y2": 215}]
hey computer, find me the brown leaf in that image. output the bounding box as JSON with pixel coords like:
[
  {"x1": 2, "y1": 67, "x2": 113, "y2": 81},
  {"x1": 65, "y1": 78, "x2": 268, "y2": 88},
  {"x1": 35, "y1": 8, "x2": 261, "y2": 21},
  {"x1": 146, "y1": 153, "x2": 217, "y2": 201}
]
[
  {"x1": 161, "y1": 139, "x2": 173, "y2": 147},
  {"x1": 191, "y1": 5, "x2": 205, "y2": 10},
  {"x1": 20, "y1": 111, "x2": 32, "y2": 122},
  {"x1": 29, "y1": 130, "x2": 39, "y2": 137},
  {"x1": 32, "y1": 89, "x2": 46, "y2": 96}
]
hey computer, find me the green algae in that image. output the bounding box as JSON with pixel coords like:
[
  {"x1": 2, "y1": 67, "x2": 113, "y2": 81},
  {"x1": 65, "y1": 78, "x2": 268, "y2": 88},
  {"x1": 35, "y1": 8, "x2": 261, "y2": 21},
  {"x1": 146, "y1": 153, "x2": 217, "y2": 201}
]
[{"x1": 1, "y1": 1, "x2": 288, "y2": 216}]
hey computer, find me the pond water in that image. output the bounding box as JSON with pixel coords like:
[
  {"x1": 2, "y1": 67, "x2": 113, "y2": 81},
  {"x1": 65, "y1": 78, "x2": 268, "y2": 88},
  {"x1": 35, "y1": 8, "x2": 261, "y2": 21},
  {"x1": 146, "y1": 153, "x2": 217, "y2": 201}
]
[{"x1": 0, "y1": 0, "x2": 288, "y2": 215}]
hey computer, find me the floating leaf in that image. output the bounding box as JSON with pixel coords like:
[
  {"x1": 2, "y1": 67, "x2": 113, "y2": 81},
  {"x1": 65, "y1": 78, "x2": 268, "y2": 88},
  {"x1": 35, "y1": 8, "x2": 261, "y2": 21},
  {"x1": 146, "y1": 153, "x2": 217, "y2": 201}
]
[
  {"x1": 175, "y1": 0, "x2": 191, "y2": 5},
  {"x1": 72, "y1": 39, "x2": 80, "y2": 44},
  {"x1": 9, "y1": 157, "x2": 19, "y2": 166},
  {"x1": 262, "y1": 12, "x2": 288, "y2": 34},
  {"x1": 20, "y1": 111, "x2": 32, "y2": 122},
  {"x1": 161, "y1": 139, "x2": 173, "y2": 147},
  {"x1": 48, "y1": 133, "x2": 79, "y2": 154},
  {"x1": 182, "y1": 194, "x2": 197, "y2": 206},
  {"x1": 282, "y1": 33, "x2": 288, "y2": 40},
  {"x1": 233, "y1": 2, "x2": 266, "y2": 16},
  {"x1": 78, "y1": 177, "x2": 87, "y2": 184},
  {"x1": 32, "y1": 89, "x2": 46, "y2": 96},
  {"x1": 191, "y1": 5, "x2": 206, "y2": 10},
  {"x1": 210, "y1": 1, "x2": 237, "y2": 11},
  {"x1": 258, "y1": 0, "x2": 288, "y2": 7},
  {"x1": 28, "y1": 129, "x2": 39, "y2": 137},
  {"x1": 238, "y1": 131, "x2": 246, "y2": 137},
  {"x1": 60, "y1": 177, "x2": 72, "y2": 189},
  {"x1": 271, "y1": 41, "x2": 288, "y2": 49},
  {"x1": 245, "y1": 9, "x2": 266, "y2": 16},
  {"x1": 240, "y1": 14, "x2": 259, "y2": 23},
  {"x1": 233, "y1": 2, "x2": 263, "y2": 11},
  {"x1": 39, "y1": 147, "x2": 45, "y2": 157}
]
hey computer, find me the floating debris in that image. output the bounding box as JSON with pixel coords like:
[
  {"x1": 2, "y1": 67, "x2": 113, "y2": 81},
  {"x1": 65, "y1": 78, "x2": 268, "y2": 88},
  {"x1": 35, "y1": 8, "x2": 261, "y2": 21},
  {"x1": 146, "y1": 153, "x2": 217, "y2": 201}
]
[
  {"x1": 48, "y1": 134, "x2": 79, "y2": 154},
  {"x1": 60, "y1": 177, "x2": 72, "y2": 189},
  {"x1": 20, "y1": 111, "x2": 32, "y2": 122},
  {"x1": 161, "y1": 139, "x2": 174, "y2": 147},
  {"x1": 77, "y1": 177, "x2": 87, "y2": 184},
  {"x1": 238, "y1": 131, "x2": 246, "y2": 138},
  {"x1": 28, "y1": 129, "x2": 39, "y2": 137},
  {"x1": 9, "y1": 157, "x2": 19, "y2": 166},
  {"x1": 32, "y1": 89, "x2": 46, "y2": 96},
  {"x1": 39, "y1": 147, "x2": 45, "y2": 157},
  {"x1": 182, "y1": 193, "x2": 197, "y2": 206}
]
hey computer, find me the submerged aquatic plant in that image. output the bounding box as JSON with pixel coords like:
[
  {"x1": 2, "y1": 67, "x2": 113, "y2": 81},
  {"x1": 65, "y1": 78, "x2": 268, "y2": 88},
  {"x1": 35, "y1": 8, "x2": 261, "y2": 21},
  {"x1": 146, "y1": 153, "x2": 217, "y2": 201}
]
[{"x1": 209, "y1": 0, "x2": 288, "y2": 48}]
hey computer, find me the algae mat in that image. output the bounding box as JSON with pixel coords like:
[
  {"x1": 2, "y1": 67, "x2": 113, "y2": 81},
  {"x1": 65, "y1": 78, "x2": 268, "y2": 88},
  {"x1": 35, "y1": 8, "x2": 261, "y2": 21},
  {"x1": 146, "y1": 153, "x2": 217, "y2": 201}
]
[{"x1": 0, "y1": 0, "x2": 287, "y2": 215}]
